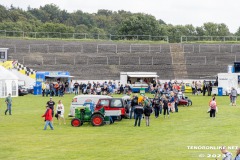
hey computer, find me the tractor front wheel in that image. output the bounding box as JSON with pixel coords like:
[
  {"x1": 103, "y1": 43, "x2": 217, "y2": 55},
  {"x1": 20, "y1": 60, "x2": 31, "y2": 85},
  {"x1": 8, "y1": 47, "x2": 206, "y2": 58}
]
[
  {"x1": 91, "y1": 114, "x2": 104, "y2": 126},
  {"x1": 71, "y1": 118, "x2": 82, "y2": 127}
]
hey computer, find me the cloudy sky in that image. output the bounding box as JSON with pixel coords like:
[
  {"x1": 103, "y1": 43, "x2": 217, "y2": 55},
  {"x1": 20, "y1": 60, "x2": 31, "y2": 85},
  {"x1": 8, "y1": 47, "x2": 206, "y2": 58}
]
[{"x1": 1, "y1": 0, "x2": 239, "y2": 33}]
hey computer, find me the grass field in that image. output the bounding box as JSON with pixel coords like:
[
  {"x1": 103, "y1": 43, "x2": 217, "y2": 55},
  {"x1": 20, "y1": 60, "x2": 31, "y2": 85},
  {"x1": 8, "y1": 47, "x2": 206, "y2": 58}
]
[{"x1": 0, "y1": 93, "x2": 239, "y2": 160}]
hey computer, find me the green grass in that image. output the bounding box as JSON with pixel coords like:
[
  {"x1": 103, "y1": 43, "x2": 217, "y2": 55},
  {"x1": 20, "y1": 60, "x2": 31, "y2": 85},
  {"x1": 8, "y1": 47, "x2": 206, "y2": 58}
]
[{"x1": 0, "y1": 94, "x2": 239, "y2": 160}]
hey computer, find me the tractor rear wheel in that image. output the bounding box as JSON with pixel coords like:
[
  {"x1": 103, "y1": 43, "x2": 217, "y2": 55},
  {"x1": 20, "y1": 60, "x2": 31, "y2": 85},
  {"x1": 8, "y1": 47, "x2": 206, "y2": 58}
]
[
  {"x1": 91, "y1": 114, "x2": 104, "y2": 126},
  {"x1": 71, "y1": 118, "x2": 82, "y2": 127}
]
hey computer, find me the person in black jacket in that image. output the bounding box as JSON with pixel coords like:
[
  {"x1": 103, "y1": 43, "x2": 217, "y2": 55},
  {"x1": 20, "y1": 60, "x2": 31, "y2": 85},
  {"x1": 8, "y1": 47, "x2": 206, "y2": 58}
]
[
  {"x1": 130, "y1": 94, "x2": 138, "y2": 119},
  {"x1": 134, "y1": 105, "x2": 144, "y2": 127},
  {"x1": 162, "y1": 95, "x2": 169, "y2": 118},
  {"x1": 152, "y1": 95, "x2": 162, "y2": 118},
  {"x1": 143, "y1": 105, "x2": 152, "y2": 126}
]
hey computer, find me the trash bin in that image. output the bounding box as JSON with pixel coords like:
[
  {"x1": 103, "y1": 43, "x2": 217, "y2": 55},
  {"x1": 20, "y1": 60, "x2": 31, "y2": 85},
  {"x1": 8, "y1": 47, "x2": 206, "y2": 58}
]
[
  {"x1": 218, "y1": 87, "x2": 223, "y2": 96},
  {"x1": 140, "y1": 88, "x2": 145, "y2": 94},
  {"x1": 33, "y1": 86, "x2": 42, "y2": 95}
]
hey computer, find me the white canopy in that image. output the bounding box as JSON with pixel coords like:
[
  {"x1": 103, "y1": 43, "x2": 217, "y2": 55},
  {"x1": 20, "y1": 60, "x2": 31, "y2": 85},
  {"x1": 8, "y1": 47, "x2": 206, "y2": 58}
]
[{"x1": 0, "y1": 66, "x2": 19, "y2": 98}]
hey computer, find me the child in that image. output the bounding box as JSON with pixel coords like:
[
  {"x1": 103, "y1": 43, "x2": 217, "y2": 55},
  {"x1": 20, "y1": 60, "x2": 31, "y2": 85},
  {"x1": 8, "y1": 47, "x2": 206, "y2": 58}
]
[{"x1": 42, "y1": 106, "x2": 54, "y2": 130}]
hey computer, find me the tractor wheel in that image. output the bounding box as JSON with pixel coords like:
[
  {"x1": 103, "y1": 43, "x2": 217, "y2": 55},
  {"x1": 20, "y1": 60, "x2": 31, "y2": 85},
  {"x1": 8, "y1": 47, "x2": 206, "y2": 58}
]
[
  {"x1": 91, "y1": 114, "x2": 104, "y2": 126},
  {"x1": 71, "y1": 118, "x2": 82, "y2": 127}
]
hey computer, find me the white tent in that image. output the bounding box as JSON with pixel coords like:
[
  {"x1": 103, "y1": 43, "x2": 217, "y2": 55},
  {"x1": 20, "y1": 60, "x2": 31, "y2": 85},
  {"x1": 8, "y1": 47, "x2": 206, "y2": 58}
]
[{"x1": 0, "y1": 66, "x2": 18, "y2": 98}]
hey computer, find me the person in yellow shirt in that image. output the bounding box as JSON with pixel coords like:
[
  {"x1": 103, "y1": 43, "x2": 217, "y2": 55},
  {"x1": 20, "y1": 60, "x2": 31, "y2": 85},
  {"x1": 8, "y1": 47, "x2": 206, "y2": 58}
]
[{"x1": 42, "y1": 82, "x2": 46, "y2": 97}]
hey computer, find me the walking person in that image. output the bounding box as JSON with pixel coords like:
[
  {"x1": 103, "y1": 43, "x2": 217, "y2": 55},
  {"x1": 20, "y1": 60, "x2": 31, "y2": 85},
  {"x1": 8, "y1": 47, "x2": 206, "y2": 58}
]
[
  {"x1": 5, "y1": 93, "x2": 12, "y2": 115},
  {"x1": 134, "y1": 105, "x2": 144, "y2": 127},
  {"x1": 143, "y1": 104, "x2": 152, "y2": 126},
  {"x1": 191, "y1": 81, "x2": 196, "y2": 95},
  {"x1": 42, "y1": 106, "x2": 54, "y2": 130},
  {"x1": 230, "y1": 87, "x2": 237, "y2": 106},
  {"x1": 56, "y1": 100, "x2": 66, "y2": 125},
  {"x1": 46, "y1": 97, "x2": 55, "y2": 122},
  {"x1": 209, "y1": 96, "x2": 217, "y2": 118},
  {"x1": 162, "y1": 95, "x2": 169, "y2": 118}
]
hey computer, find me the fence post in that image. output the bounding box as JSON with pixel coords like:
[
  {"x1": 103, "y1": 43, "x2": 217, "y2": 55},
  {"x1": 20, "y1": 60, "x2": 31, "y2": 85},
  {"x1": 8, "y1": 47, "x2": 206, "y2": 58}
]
[
  {"x1": 180, "y1": 36, "x2": 183, "y2": 43},
  {"x1": 47, "y1": 45, "x2": 49, "y2": 53}
]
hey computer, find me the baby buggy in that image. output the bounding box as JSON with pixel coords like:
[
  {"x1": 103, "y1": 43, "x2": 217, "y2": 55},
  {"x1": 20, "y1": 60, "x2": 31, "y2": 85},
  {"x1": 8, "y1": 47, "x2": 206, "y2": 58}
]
[{"x1": 177, "y1": 91, "x2": 192, "y2": 106}]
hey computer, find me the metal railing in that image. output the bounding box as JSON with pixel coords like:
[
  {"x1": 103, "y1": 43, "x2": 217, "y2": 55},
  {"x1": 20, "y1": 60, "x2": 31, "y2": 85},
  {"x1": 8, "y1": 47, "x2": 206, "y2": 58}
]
[{"x1": 0, "y1": 30, "x2": 168, "y2": 42}]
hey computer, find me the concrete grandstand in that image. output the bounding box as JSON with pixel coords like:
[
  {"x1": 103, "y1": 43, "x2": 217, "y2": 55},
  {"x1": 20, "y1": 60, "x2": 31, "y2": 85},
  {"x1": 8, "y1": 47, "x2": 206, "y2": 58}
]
[{"x1": 0, "y1": 38, "x2": 238, "y2": 80}]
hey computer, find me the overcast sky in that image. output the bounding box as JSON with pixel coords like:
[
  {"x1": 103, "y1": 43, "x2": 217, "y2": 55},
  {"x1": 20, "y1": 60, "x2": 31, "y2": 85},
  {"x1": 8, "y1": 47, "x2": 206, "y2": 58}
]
[{"x1": 1, "y1": 0, "x2": 239, "y2": 33}]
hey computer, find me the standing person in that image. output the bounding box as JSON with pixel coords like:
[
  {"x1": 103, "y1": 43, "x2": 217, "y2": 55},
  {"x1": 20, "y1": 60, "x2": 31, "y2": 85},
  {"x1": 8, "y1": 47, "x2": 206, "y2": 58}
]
[
  {"x1": 5, "y1": 93, "x2": 12, "y2": 115},
  {"x1": 197, "y1": 81, "x2": 202, "y2": 95},
  {"x1": 209, "y1": 96, "x2": 217, "y2": 118},
  {"x1": 42, "y1": 82, "x2": 46, "y2": 97},
  {"x1": 42, "y1": 106, "x2": 54, "y2": 130},
  {"x1": 134, "y1": 105, "x2": 144, "y2": 127},
  {"x1": 202, "y1": 81, "x2": 207, "y2": 96},
  {"x1": 69, "y1": 80, "x2": 74, "y2": 94},
  {"x1": 169, "y1": 92, "x2": 175, "y2": 112},
  {"x1": 130, "y1": 94, "x2": 138, "y2": 119},
  {"x1": 152, "y1": 95, "x2": 161, "y2": 118},
  {"x1": 234, "y1": 147, "x2": 240, "y2": 160},
  {"x1": 174, "y1": 93, "x2": 179, "y2": 113},
  {"x1": 207, "y1": 82, "x2": 212, "y2": 96},
  {"x1": 220, "y1": 146, "x2": 233, "y2": 160},
  {"x1": 162, "y1": 95, "x2": 169, "y2": 118},
  {"x1": 45, "y1": 82, "x2": 50, "y2": 97},
  {"x1": 191, "y1": 81, "x2": 196, "y2": 95},
  {"x1": 143, "y1": 104, "x2": 152, "y2": 126},
  {"x1": 73, "y1": 81, "x2": 79, "y2": 95},
  {"x1": 46, "y1": 97, "x2": 55, "y2": 121},
  {"x1": 64, "y1": 80, "x2": 69, "y2": 93},
  {"x1": 56, "y1": 100, "x2": 66, "y2": 125},
  {"x1": 230, "y1": 87, "x2": 237, "y2": 106}
]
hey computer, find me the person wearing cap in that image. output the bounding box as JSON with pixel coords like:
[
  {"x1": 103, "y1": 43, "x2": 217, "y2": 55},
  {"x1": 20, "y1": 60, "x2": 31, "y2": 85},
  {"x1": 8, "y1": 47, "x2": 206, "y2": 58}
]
[
  {"x1": 5, "y1": 93, "x2": 12, "y2": 115},
  {"x1": 220, "y1": 146, "x2": 233, "y2": 160},
  {"x1": 46, "y1": 97, "x2": 55, "y2": 120}
]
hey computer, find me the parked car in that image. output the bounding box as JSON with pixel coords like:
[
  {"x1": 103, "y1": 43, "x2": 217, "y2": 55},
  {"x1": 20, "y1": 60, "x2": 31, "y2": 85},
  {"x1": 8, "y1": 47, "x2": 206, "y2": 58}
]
[{"x1": 18, "y1": 86, "x2": 28, "y2": 96}]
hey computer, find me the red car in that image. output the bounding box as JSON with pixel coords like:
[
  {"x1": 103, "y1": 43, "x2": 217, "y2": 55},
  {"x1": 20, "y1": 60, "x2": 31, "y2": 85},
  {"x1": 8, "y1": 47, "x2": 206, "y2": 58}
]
[{"x1": 95, "y1": 98, "x2": 126, "y2": 120}]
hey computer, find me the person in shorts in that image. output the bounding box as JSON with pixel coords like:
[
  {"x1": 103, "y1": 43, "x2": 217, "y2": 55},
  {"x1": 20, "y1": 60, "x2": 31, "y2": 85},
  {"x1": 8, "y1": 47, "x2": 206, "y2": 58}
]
[{"x1": 56, "y1": 100, "x2": 66, "y2": 125}]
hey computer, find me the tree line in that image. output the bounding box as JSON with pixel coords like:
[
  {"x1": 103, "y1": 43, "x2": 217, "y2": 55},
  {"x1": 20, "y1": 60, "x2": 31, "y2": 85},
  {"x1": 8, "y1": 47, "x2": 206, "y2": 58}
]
[{"x1": 0, "y1": 4, "x2": 240, "y2": 42}]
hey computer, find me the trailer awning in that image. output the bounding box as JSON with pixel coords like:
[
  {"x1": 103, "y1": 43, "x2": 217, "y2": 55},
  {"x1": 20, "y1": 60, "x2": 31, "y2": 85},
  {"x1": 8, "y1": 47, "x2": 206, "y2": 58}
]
[
  {"x1": 45, "y1": 75, "x2": 74, "y2": 78},
  {"x1": 127, "y1": 74, "x2": 159, "y2": 78}
]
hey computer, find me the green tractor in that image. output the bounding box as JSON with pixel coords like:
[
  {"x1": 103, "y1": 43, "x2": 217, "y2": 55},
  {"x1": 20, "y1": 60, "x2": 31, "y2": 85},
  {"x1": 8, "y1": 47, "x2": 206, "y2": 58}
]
[{"x1": 71, "y1": 101, "x2": 110, "y2": 127}]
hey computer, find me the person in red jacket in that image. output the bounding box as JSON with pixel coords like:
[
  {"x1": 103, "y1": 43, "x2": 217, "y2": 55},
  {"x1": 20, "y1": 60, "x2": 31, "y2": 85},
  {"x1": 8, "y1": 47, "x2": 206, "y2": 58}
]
[{"x1": 42, "y1": 106, "x2": 54, "y2": 130}]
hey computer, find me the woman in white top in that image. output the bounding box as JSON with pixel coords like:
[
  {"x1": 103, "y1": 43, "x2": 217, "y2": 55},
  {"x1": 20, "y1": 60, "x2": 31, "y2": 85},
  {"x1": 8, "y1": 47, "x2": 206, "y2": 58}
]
[{"x1": 56, "y1": 100, "x2": 66, "y2": 125}]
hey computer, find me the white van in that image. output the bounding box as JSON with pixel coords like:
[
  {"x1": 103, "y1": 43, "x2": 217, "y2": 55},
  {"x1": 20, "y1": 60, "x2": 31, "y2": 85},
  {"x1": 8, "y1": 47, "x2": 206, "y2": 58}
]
[{"x1": 68, "y1": 95, "x2": 112, "y2": 117}]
